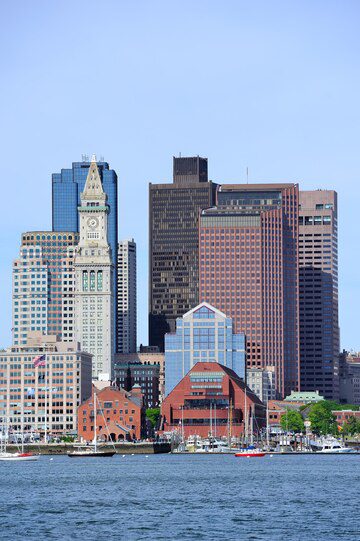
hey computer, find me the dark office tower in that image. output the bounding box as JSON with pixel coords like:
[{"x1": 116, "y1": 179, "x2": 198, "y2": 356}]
[
  {"x1": 199, "y1": 184, "x2": 299, "y2": 399},
  {"x1": 173, "y1": 156, "x2": 208, "y2": 184},
  {"x1": 149, "y1": 156, "x2": 215, "y2": 350},
  {"x1": 299, "y1": 191, "x2": 339, "y2": 400}
]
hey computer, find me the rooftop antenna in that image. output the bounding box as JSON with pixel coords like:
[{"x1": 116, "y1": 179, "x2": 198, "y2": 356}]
[
  {"x1": 100, "y1": 155, "x2": 105, "y2": 162},
  {"x1": 82, "y1": 154, "x2": 89, "y2": 162},
  {"x1": 179, "y1": 152, "x2": 181, "y2": 158},
  {"x1": 246, "y1": 167, "x2": 249, "y2": 184}
]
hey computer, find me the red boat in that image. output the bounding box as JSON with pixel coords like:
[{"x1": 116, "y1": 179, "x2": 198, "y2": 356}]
[{"x1": 234, "y1": 449, "x2": 266, "y2": 458}]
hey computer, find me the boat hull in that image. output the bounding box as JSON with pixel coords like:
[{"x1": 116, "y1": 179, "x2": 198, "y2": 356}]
[
  {"x1": 0, "y1": 453, "x2": 39, "y2": 461},
  {"x1": 234, "y1": 452, "x2": 266, "y2": 458},
  {"x1": 67, "y1": 451, "x2": 116, "y2": 458}
]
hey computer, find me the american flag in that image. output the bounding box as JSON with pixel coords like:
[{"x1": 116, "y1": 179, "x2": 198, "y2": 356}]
[{"x1": 33, "y1": 354, "x2": 46, "y2": 367}]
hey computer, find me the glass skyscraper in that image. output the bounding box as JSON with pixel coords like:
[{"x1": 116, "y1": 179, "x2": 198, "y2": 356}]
[
  {"x1": 164, "y1": 302, "x2": 246, "y2": 396},
  {"x1": 52, "y1": 158, "x2": 118, "y2": 266}
]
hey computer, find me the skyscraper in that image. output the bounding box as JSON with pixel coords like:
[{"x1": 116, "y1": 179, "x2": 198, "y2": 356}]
[
  {"x1": 12, "y1": 231, "x2": 78, "y2": 345},
  {"x1": 117, "y1": 239, "x2": 137, "y2": 354},
  {"x1": 74, "y1": 156, "x2": 115, "y2": 380},
  {"x1": 299, "y1": 190, "x2": 339, "y2": 400},
  {"x1": 149, "y1": 156, "x2": 215, "y2": 350},
  {"x1": 52, "y1": 157, "x2": 118, "y2": 266},
  {"x1": 199, "y1": 184, "x2": 299, "y2": 398}
]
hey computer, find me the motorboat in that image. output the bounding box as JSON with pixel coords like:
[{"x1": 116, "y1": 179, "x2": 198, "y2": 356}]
[
  {"x1": 312, "y1": 437, "x2": 355, "y2": 454},
  {"x1": 234, "y1": 447, "x2": 266, "y2": 458}
]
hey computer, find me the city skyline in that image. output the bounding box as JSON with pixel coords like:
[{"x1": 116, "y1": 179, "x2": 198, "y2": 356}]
[{"x1": 1, "y1": 1, "x2": 360, "y2": 352}]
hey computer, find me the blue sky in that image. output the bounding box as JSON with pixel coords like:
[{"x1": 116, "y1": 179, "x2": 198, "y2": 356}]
[{"x1": 0, "y1": 0, "x2": 359, "y2": 350}]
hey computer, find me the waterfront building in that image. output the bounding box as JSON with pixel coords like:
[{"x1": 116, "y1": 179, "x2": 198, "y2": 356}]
[
  {"x1": 0, "y1": 332, "x2": 92, "y2": 436},
  {"x1": 117, "y1": 239, "x2": 137, "y2": 354},
  {"x1": 246, "y1": 367, "x2": 276, "y2": 404},
  {"x1": 299, "y1": 191, "x2": 339, "y2": 400},
  {"x1": 114, "y1": 360, "x2": 160, "y2": 408},
  {"x1": 267, "y1": 392, "x2": 324, "y2": 427},
  {"x1": 164, "y1": 302, "x2": 246, "y2": 396},
  {"x1": 199, "y1": 183, "x2": 299, "y2": 399},
  {"x1": 73, "y1": 156, "x2": 115, "y2": 380},
  {"x1": 339, "y1": 350, "x2": 360, "y2": 405},
  {"x1": 160, "y1": 361, "x2": 265, "y2": 439},
  {"x1": 332, "y1": 410, "x2": 360, "y2": 427},
  {"x1": 149, "y1": 156, "x2": 216, "y2": 350},
  {"x1": 12, "y1": 231, "x2": 78, "y2": 345},
  {"x1": 77, "y1": 385, "x2": 144, "y2": 442},
  {"x1": 115, "y1": 351, "x2": 165, "y2": 402}
]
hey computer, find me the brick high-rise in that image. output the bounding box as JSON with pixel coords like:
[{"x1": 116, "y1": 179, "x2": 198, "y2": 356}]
[
  {"x1": 149, "y1": 156, "x2": 216, "y2": 350},
  {"x1": 199, "y1": 184, "x2": 299, "y2": 398},
  {"x1": 299, "y1": 190, "x2": 339, "y2": 400}
]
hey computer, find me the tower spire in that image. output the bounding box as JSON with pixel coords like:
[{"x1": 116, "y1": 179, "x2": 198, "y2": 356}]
[{"x1": 82, "y1": 155, "x2": 104, "y2": 199}]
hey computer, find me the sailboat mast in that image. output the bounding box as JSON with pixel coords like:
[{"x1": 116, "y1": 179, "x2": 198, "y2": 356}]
[
  {"x1": 94, "y1": 390, "x2": 97, "y2": 453},
  {"x1": 244, "y1": 387, "x2": 248, "y2": 444}
]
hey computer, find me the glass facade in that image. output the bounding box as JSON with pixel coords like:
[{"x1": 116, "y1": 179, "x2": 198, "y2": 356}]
[
  {"x1": 52, "y1": 160, "x2": 118, "y2": 268},
  {"x1": 165, "y1": 303, "x2": 246, "y2": 396}
]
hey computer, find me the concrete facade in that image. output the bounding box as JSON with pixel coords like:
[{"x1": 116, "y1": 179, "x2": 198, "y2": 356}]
[
  {"x1": 117, "y1": 239, "x2": 137, "y2": 354},
  {"x1": 74, "y1": 156, "x2": 115, "y2": 380},
  {"x1": 0, "y1": 332, "x2": 92, "y2": 436}
]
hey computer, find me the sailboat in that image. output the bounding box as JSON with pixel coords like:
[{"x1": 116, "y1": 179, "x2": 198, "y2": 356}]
[
  {"x1": 0, "y1": 418, "x2": 39, "y2": 462},
  {"x1": 68, "y1": 391, "x2": 116, "y2": 458}
]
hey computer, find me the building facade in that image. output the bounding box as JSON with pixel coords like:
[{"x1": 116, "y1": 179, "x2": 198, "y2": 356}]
[
  {"x1": 74, "y1": 156, "x2": 115, "y2": 380},
  {"x1": 0, "y1": 332, "x2": 92, "y2": 436},
  {"x1": 299, "y1": 190, "x2": 339, "y2": 400},
  {"x1": 115, "y1": 351, "x2": 165, "y2": 402},
  {"x1": 149, "y1": 156, "x2": 216, "y2": 350},
  {"x1": 117, "y1": 239, "x2": 137, "y2": 354},
  {"x1": 114, "y1": 361, "x2": 160, "y2": 408},
  {"x1": 339, "y1": 351, "x2": 360, "y2": 405},
  {"x1": 77, "y1": 385, "x2": 144, "y2": 442},
  {"x1": 246, "y1": 367, "x2": 276, "y2": 404},
  {"x1": 12, "y1": 231, "x2": 78, "y2": 345},
  {"x1": 161, "y1": 361, "x2": 265, "y2": 439},
  {"x1": 164, "y1": 302, "x2": 246, "y2": 396},
  {"x1": 199, "y1": 183, "x2": 300, "y2": 399}
]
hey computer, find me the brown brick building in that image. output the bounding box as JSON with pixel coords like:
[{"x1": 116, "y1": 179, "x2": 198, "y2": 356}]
[
  {"x1": 161, "y1": 361, "x2": 265, "y2": 439},
  {"x1": 77, "y1": 386, "x2": 144, "y2": 442}
]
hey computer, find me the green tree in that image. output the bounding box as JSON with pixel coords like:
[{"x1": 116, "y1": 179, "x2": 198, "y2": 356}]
[
  {"x1": 342, "y1": 416, "x2": 360, "y2": 436},
  {"x1": 146, "y1": 407, "x2": 160, "y2": 429},
  {"x1": 307, "y1": 402, "x2": 338, "y2": 435},
  {"x1": 280, "y1": 410, "x2": 305, "y2": 433}
]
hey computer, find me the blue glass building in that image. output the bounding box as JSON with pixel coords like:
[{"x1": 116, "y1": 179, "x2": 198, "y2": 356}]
[
  {"x1": 52, "y1": 159, "x2": 118, "y2": 266},
  {"x1": 165, "y1": 302, "x2": 246, "y2": 396}
]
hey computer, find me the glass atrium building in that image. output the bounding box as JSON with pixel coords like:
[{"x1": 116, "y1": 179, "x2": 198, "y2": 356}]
[{"x1": 165, "y1": 302, "x2": 246, "y2": 396}]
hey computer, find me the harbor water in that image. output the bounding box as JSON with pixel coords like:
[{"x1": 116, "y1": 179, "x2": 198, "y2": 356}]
[{"x1": 0, "y1": 453, "x2": 359, "y2": 540}]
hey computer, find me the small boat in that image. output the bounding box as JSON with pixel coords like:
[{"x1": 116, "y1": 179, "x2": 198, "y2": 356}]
[
  {"x1": 234, "y1": 448, "x2": 266, "y2": 458},
  {"x1": 312, "y1": 437, "x2": 355, "y2": 454},
  {"x1": 0, "y1": 452, "x2": 39, "y2": 462}
]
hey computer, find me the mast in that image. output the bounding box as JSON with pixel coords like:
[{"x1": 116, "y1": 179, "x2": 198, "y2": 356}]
[
  {"x1": 94, "y1": 390, "x2": 97, "y2": 453},
  {"x1": 229, "y1": 398, "x2": 233, "y2": 445},
  {"x1": 244, "y1": 387, "x2": 248, "y2": 444},
  {"x1": 266, "y1": 401, "x2": 270, "y2": 448},
  {"x1": 44, "y1": 353, "x2": 48, "y2": 444}
]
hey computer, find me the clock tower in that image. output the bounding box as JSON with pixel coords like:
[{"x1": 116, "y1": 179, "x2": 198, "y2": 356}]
[{"x1": 74, "y1": 155, "x2": 115, "y2": 380}]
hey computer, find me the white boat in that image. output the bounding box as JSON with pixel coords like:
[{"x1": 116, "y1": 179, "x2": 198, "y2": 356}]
[
  {"x1": 0, "y1": 418, "x2": 39, "y2": 462},
  {"x1": 313, "y1": 436, "x2": 355, "y2": 454}
]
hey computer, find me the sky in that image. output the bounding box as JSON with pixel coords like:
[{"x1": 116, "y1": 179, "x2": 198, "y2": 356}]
[{"x1": 0, "y1": 0, "x2": 359, "y2": 350}]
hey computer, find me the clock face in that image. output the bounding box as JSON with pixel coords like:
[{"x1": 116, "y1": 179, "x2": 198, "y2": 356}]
[{"x1": 87, "y1": 217, "x2": 99, "y2": 229}]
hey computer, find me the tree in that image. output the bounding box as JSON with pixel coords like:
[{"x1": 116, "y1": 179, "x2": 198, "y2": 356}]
[
  {"x1": 280, "y1": 410, "x2": 305, "y2": 433},
  {"x1": 307, "y1": 402, "x2": 338, "y2": 435},
  {"x1": 146, "y1": 408, "x2": 160, "y2": 429},
  {"x1": 342, "y1": 416, "x2": 360, "y2": 436}
]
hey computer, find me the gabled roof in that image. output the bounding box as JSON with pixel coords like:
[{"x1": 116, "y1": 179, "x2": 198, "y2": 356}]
[{"x1": 182, "y1": 301, "x2": 227, "y2": 320}]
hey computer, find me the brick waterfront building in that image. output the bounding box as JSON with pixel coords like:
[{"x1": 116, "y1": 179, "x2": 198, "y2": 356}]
[
  {"x1": 78, "y1": 386, "x2": 144, "y2": 442},
  {"x1": 199, "y1": 184, "x2": 299, "y2": 399},
  {"x1": 161, "y1": 362, "x2": 265, "y2": 439}
]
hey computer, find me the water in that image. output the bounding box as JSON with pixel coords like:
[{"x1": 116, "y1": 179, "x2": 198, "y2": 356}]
[{"x1": 0, "y1": 453, "x2": 359, "y2": 540}]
